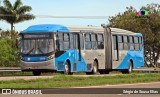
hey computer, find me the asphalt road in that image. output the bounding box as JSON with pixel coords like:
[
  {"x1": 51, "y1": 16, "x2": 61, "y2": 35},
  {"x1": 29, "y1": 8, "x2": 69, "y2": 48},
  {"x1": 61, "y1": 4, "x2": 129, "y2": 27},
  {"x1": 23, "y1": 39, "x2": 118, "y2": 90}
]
[{"x1": 0, "y1": 82, "x2": 159, "y2": 97}]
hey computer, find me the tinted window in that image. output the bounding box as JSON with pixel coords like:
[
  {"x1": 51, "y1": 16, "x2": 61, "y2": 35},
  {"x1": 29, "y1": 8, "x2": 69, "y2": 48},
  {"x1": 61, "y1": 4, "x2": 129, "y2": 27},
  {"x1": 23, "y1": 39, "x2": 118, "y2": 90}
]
[
  {"x1": 70, "y1": 34, "x2": 74, "y2": 49},
  {"x1": 85, "y1": 33, "x2": 90, "y2": 41},
  {"x1": 58, "y1": 33, "x2": 64, "y2": 50},
  {"x1": 139, "y1": 37, "x2": 142, "y2": 50},
  {"x1": 139, "y1": 37, "x2": 142, "y2": 43},
  {"x1": 97, "y1": 34, "x2": 104, "y2": 49},
  {"x1": 129, "y1": 36, "x2": 133, "y2": 43},
  {"x1": 118, "y1": 36, "x2": 123, "y2": 43},
  {"x1": 123, "y1": 36, "x2": 128, "y2": 50},
  {"x1": 91, "y1": 34, "x2": 96, "y2": 41},
  {"x1": 97, "y1": 34, "x2": 103, "y2": 41},
  {"x1": 80, "y1": 34, "x2": 84, "y2": 49},
  {"x1": 63, "y1": 41, "x2": 69, "y2": 50},
  {"x1": 64, "y1": 33, "x2": 69, "y2": 41},
  {"x1": 135, "y1": 44, "x2": 139, "y2": 50},
  {"x1": 74, "y1": 34, "x2": 78, "y2": 49},
  {"x1": 113, "y1": 35, "x2": 117, "y2": 50},
  {"x1": 85, "y1": 34, "x2": 91, "y2": 49},
  {"x1": 139, "y1": 44, "x2": 142, "y2": 50},
  {"x1": 123, "y1": 36, "x2": 128, "y2": 43},
  {"x1": 58, "y1": 33, "x2": 63, "y2": 41},
  {"x1": 134, "y1": 37, "x2": 138, "y2": 43},
  {"x1": 118, "y1": 35, "x2": 123, "y2": 50},
  {"x1": 129, "y1": 36, "x2": 134, "y2": 50},
  {"x1": 91, "y1": 34, "x2": 97, "y2": 49}
]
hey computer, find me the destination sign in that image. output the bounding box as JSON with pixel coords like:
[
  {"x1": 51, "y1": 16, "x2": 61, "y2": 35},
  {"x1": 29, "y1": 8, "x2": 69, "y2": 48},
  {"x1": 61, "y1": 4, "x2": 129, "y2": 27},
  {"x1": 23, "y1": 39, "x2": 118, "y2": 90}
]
[{"x1": 23, "y1": 34, "x2": 50, "y2": 38}]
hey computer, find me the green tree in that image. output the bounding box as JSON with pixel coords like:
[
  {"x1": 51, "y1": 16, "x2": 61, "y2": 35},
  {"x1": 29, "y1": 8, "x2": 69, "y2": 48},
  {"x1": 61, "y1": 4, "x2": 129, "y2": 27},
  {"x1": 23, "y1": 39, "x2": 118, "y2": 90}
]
[
  {"x1": 0, "y1": 29, "x2": 20, "y2": 67},
  {"x1": 108, "y1": 3, "x2": 160, "y2": 67},
  {"x1": 0, "y1": 0, "x2": 35, "y2": 38},
  {"x1": 0, "y1": 38, "x2": 18, "y2": 67}
]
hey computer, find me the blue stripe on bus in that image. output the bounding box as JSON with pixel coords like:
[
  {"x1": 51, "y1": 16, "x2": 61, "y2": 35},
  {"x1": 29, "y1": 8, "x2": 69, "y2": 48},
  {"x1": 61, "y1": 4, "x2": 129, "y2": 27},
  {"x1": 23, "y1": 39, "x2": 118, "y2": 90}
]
[
  {"x1": 115, "y1": 50, "x2": 144, "y2": 69},
  {"x1": 55, "y1": 49, "x2": 89, "y2": 72},
  {"x1": 24, "y1": 56, "x2": 47, "y2": 62},
  {"x1": 115, "y1": 33, "x2": 144, "y2": 69},
  {"x1": 22, "y1": 24, "x2": 69, "y2": 33}
]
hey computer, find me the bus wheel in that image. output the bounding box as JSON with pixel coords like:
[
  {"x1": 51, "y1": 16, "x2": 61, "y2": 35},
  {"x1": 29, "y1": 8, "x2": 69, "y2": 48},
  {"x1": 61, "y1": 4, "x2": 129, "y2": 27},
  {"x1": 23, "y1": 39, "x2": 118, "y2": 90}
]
[
  {"x1": 64, "y1": 61, "x2": 73, "y2": 75},
  {"x1": 32, "y1": 71, "x2": 41, "y2": 76},
  {"x1": 99, "y1": 70, "x2": 104, "y2": 74},
  {"x1": 91, "y1": 61, "x2": 98, "y2": 74},
  {"x1": 122, "y1": 61, "x2": 133, "y2": 74},
  {"x1": 99, "y1": 70, "x2": 109, "y2": 74},
  {"x1": 127, "y1": 61, "x2": 133, "y2": 74}
]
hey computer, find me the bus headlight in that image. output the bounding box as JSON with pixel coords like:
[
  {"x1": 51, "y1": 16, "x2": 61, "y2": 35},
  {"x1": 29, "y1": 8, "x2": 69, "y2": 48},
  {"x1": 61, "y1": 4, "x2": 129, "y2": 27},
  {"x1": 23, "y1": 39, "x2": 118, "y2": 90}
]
[
  {"x1": 47, "y1": 55, "x2": 54, "y2": 60},
  {"x1": 20, "y1": 56, "x2": 24, "y2": 61}
]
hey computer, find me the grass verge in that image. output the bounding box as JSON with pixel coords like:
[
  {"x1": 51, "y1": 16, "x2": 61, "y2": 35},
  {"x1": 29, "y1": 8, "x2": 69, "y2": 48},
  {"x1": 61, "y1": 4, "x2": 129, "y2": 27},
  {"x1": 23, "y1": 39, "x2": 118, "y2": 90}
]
[{"x1": 0, "y1": 73, "x2": 160, "y2": 88}]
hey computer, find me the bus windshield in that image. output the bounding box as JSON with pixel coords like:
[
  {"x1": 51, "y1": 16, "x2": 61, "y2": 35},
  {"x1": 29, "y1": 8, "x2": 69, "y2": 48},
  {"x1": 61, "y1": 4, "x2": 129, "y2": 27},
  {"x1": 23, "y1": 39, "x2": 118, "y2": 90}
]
[{"x1": 21, "y1": 39, "x2": 54, "y2": 55}]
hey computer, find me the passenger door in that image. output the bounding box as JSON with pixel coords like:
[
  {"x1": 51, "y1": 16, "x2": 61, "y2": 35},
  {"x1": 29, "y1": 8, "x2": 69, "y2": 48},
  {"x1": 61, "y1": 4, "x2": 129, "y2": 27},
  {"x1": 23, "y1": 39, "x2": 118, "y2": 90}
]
[{"x1": 73, "y1": 33, "x2": 80, "y2": 61}]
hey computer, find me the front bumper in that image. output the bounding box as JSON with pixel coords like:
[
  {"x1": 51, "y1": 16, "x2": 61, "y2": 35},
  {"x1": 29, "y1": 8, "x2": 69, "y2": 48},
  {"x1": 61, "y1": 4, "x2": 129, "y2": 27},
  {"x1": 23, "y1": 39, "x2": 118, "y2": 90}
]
[{"x1": 20, "y1": 59, "x2": 55, "y2": 71}]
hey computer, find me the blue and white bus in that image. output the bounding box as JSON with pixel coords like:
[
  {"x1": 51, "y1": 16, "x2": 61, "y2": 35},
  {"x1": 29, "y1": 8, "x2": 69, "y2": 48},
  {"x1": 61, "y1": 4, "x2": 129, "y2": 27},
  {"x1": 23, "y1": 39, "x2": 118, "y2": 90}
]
[{"x1": 19, "y1": 24, "x2": 144, "y2": 75}]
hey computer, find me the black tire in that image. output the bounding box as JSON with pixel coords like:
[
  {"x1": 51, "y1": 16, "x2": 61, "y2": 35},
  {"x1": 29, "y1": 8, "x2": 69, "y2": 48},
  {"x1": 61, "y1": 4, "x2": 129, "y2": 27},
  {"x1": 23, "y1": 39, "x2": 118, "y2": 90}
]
[
  {"x1": 99, "y1": 70, "x2": 104, "y2": 74},
  {"x1": 104, "y1": 70, "x2": 110, "y2": 74},
  {"x1": 64, "y1": 61, "x2": 73, "y2": 75},
  {"x1": 86, "y1": 72, "x2": 92, "y2": 75},
  {"x1": 32, "y1": 71, "x2": 41, "y2": 76},
  {"x1": 91, "y1": 61, "x2": 98, "y2": 74},
  {"x1": 99, "y1": 70, "x2": 109, "y2": 74},
  {"x1": 122, "y1": 61, "x2": 133, "y2": 74},
  {"x1": 127, "y1": 61, "x2": 133, "y2": 74}
]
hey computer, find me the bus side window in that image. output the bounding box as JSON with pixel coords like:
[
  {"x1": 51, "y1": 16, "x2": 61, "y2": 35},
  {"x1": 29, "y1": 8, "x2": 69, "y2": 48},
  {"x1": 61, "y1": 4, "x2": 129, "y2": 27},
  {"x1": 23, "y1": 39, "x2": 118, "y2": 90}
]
[
  {"x1": 70, "y1": 33, "x2": 74, "y2": 49},
  {"x1": 129, "y1": 36, "x2": 134, "y2": 50},
  {"x1": 85, "y1": 33, "x2": 91, "y2": 49},
  {"x1": 123, "y1": 35, "x2": 128, "y2": 50},
  {"x1": 134, "y1": 36, "x2": 139, "y2": 50},
  {"x1": 139, "y1": 37, "x2": 142, "y2": 50},
  {"x1": 91, "y1": 34, "x2": 97, "y2": 49},
  {"x1": 74, "y1": 34, "x2": 78, "y2": 49},
  {"x1": 80, "y1": 33, "x2": 84, "y2": 49},
  {"x1": 113, "y1": 35, "x2": 117, "y2": 50},
  {"x1": 118, "y1": 35, "x2": 123, "y2": 50},
  {"x1": 97, "y1": 34, "x2": 104, "y2": 49},
  {"x1": 63, "y1": 33, "x2": 69, "y2": 50},
  {"x1": 58, "y1": 33, "x2": 64, "y2": 50}
]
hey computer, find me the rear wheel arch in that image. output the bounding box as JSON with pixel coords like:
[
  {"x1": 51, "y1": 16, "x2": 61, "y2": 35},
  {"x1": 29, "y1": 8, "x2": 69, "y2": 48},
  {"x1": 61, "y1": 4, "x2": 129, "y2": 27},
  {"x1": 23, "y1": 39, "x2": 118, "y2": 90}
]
[
  {"x1": 129, "y1": 59, "x2": 134, "y2": 68},
  {"x1": 64, "y1": 59, "x2": 73, "y2": 75},
  {"x1": 86, "y1": 59, "x2": 98, "y2": 75},
  {"x1": 94, "y1": 58, "x2": 99, "y2": 69},
  {"x1": 122, "y1": 59, "x2": 133, "y2": 74},
  {"x1": 127, "y1": 59, "x2": 133, "y2": 74}
]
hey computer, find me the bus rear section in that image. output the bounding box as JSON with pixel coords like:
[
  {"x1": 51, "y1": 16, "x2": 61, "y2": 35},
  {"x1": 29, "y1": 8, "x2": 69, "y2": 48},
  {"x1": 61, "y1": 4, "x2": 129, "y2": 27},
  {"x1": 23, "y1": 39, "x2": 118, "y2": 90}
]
[{"x1": 111, "y1": 29, "x2": 144, "y2": 73}]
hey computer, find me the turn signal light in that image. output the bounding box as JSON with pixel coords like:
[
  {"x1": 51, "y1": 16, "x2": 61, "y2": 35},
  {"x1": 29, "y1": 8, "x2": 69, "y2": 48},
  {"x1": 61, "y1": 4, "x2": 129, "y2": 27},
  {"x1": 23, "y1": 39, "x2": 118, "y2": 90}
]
[{"x1": 47, "y1": 55, "x2": 54, "y2": 60}]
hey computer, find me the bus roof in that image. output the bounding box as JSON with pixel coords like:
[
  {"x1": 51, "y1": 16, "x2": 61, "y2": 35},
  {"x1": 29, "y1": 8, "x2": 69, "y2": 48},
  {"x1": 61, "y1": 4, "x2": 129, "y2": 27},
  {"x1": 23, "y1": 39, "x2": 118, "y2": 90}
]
[
  {"x1": 22, "y1": 24, "x2": 141, "y2": 36},
  {"x1": 22, "y1": 24, "x2": 69, "y2": 33}
]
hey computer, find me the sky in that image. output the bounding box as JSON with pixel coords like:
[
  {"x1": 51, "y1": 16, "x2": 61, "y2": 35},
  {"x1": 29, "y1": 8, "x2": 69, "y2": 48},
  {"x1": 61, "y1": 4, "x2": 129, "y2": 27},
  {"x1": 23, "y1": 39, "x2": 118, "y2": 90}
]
[{"x1": 0, "y1": 0, "x2": 160, "y2": 31}]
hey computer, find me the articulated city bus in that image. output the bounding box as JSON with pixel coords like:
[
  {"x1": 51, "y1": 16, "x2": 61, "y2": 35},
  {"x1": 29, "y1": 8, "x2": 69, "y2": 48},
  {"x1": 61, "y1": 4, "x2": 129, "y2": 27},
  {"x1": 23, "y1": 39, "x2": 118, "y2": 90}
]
[{"x1": 19, "y1": 24, "x2": 144, "y2": 76}]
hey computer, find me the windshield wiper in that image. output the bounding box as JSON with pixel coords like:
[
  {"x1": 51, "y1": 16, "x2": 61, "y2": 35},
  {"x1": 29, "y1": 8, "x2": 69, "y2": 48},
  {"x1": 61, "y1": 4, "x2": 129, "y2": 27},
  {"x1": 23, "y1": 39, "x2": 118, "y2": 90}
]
[
  {"x1": 38, "y1": 48, "x2": 44, "y2": 54},
  {"x1": 27, "y1": 48, "x2": 34, "y2": 55}
]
